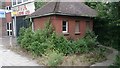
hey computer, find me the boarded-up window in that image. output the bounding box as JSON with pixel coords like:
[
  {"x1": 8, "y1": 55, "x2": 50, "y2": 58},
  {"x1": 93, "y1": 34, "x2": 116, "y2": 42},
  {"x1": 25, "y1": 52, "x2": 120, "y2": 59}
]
[
  {"x1": 75, "y1": 21, "x2": 80, "y2": 32},
  {"x1": 86, "y1": 21, "x2": 91, "y2": 29}
]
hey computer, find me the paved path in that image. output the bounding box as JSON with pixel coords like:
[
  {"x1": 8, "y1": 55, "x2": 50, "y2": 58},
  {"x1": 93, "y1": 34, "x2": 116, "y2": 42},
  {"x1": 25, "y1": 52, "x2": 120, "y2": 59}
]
[
  {"x1": 0, "y1": 45, "x2": 39, "y2": 67},
  {"x1": 91, "y1": 45, "x2": 119, "y2": 67}
]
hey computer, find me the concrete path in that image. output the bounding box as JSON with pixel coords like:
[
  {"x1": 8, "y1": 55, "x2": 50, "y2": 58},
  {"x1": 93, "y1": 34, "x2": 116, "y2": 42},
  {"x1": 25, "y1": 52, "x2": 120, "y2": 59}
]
[
  {"x1": 0, "y1": 45, "x2": 39, "y2": 67},
  {"x1": 91, "y1": 45, "x2": 119, "y2": 67}
]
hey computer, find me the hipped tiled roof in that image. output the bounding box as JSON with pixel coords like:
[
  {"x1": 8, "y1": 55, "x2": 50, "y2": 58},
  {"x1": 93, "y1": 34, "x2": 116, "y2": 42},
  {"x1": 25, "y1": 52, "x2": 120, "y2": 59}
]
[{"x1": 30, "y1": 2, "x2": 97, "y2": 18}]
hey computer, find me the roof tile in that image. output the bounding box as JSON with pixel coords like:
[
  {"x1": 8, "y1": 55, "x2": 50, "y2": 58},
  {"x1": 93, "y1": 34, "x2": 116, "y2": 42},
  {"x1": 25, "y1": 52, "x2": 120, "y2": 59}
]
[{"x1": 30, "y1": 2, "x2": 97, "y2": 18}]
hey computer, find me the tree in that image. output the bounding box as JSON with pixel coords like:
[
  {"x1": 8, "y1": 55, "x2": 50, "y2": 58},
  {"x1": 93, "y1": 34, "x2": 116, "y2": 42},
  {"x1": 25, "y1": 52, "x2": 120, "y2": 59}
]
[
  {"x1": 34, "y1": 0, "x2": 45, "y2": 10},
  {"x1": 86, "y1": 2, "x2": 120, "y2": 51}
]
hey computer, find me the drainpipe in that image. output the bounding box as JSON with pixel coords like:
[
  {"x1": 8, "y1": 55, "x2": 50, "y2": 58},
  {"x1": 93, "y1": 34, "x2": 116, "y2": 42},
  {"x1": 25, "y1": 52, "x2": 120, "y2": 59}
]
[{"x1": 13, "y1": 15, "x2": 16, "y2": 37}]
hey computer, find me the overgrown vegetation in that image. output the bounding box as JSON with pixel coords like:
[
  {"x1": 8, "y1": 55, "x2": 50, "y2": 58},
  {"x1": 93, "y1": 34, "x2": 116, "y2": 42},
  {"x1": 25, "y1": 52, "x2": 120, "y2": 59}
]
[
  {"x1": 34, "y1": 1, "x2": 120, "y2": 52},
  {"x1": 109, "y1": 55, "x2": 120, "y2": 68},
  {"x1": 85, "y1": 2, "x2": 120, "y2": 67},
  {"x1": 34, "y1": 0, "x2": 45, "y2": 10},
  {"x1": 44, "y1": 50, "x2": 63, "y2": 66},
  {"x1": 16, "y1": 1, "x2": 120, "y2": 66},
  {"x1": 17, "y1": 20, "x2": 107, "y2": 66},
  {"x1": 86, "y1": 2, "x2": 120, "y2": 51},
  {"x1": 18, "y1": 22, "x2": 99, "y2": 55}
]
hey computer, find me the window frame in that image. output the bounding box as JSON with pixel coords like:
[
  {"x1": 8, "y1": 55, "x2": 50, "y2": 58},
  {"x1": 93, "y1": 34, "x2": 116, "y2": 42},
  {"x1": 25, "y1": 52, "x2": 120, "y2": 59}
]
[
  {"x1": 17, "y1": 0, "x2": 22, "y2": 4},
  {"x1": 23, "y1": 0, "x2": 28, "y2": 2},
  {"x1": 86, "y1": 20, "x2": 91, "y2": 29},
  {"x1": 6, "y1": 22, "x2": 12, "y2": 36},
  {"x1": 12, "y1": 0, "x2": 17, "y2": 6},
  {"x1": 5, "y1": 6, "x2": 11, "y2": 10},
  {"x1": 75, "y1": 20, "x2": 80, "y2": 33},
  {"x1": 62, "y1": 20, "x2": 68, "y2": 33},
  {"x1": 12, "y1": 0, "x2": 29, "y2": 7}
]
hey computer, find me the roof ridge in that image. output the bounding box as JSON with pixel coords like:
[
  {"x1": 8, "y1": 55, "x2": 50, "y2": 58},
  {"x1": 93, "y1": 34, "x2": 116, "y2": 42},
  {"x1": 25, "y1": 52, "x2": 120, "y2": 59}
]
[
  {"x1": 31, "y1": 2, "x2": 97, "y2": 18},
  {"x1": 53, "y1": 2, "x2": 60, "y2": 13}
]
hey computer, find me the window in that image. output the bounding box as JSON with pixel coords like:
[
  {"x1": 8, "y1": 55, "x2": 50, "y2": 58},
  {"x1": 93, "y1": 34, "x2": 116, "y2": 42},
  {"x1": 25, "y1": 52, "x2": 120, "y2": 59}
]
[
  {"x1": 12, "y1": 0, "x2": 25, "y2": 6},
  {"x1": 75, "y1": 21, "x2": 80, "y2": 33},
  {"x1": 5, "y1": 6, "x2": 11, "y2": 10},
  {"x1": 7, "y1": 22, "x2": 12, "y2": 36},
  {"x1": 86, "y1": 21, "x2": 91, "y2": 29},
  {"x1": 62, "y1": 21, "x2": 68, "y2": 33},
  {"x1": 18, "y1": 0, "x2": 22, "y2": 4},
  {"x1": 13, "y1": 0, "x2": 16, "y2": 5},
  {"x1": 23, "y1": 0, "x2": 28, "y2": 2}
]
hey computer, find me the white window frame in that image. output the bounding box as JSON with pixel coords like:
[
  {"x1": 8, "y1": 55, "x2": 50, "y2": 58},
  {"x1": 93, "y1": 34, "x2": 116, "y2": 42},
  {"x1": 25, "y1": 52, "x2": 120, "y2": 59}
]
[
  {"x1": 23, "y1": 0, "x2": 28, "y2": 2},
  {"x1": 17, "y1": 0, "x2": 22, "y2": 4},
  {"x1": 62, "y1": 20, "x2": 68, "y2": 33},
  {"x1": 12, "y1": 0, "x2": 33, "y2": 7},
  {"x1": 7, "y1": 22, "x2": 12, "y2": 36},
  {"x1": 5, "y1": 6, "x2": 11, "y2": 10},
  {"x1": 12, "y1": 0, "x2": 17, "y2": 6}
]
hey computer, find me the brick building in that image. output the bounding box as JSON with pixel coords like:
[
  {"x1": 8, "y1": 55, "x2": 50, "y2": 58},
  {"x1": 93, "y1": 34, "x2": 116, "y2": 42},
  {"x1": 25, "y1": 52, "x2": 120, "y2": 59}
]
[
  {"x1": 11, "y1": 0, "x2": 35, "y2": 37},
  {"x1": 0, "y1": 0, "x2": 35, "y2": 37},
  {"x1": 0, "y1": 0, "x2": 12, "y2": 37},
  {"x1": 30, "y1": 2, "x2": 97, "y2": 40}
]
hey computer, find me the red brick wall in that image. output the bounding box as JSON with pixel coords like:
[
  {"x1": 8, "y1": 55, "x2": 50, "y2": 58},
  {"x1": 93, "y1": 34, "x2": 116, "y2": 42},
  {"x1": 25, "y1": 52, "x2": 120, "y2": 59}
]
[
  {"x1": 5, "y1": 1, "x2": 12, "y2": 23},
  {"x1": 2, "y1": 18, "x2": 7, "y2": 36},
  {"x1": 33, "y1": 15, "x2": 93, "y2": 40},
  {"x1": 6, "y1": 13, "x2": 12, "y2": 23},
  {"x1": 2, "y1": 1, "x2": 12, "y2": 36},
  {"x1": 0, "y1": 19, "x2": 2, "y2": 37},
  {"x1": 33, "y1": 16, "x2": 49, "y2": 30}
]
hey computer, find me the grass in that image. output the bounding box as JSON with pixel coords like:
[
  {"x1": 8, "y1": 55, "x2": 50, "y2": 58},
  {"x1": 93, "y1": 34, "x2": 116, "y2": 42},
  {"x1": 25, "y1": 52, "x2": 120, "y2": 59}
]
[{"x1": 6, "y1": 45, "x2": 111, "y2": 66}]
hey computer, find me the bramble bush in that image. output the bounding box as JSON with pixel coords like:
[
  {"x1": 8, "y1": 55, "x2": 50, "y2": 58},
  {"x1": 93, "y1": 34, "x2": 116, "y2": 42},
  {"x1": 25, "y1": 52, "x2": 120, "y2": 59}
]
[{"x1": 17, "y1": 20, "x2": 99, "y2": 56}]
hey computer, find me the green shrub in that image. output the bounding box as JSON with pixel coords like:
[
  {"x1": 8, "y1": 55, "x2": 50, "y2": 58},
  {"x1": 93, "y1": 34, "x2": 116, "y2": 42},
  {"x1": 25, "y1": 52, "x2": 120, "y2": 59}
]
[
  {"x1": 109, "y1": 55, "x2": 120, "y2": 68},
  {"x1": 52, "y1": 29, "x2": 98, "y2": 55},
  {"x1": 17, "y1": 19, "x2": 99, "y2": 56},
  {"x1": 42, "y1": 19, "x2": 54, "y2": 39},
  {"x1": 74, "y1": 38, "x2": 88, "y2": 53},
  {"x1": 114, "y1": 55, "x2": 120, "y2": 66},
  {"x1": 84, "y1": 29, "x2": 98, "y2": 46},
  {"x1": 17, "y1": 27, "x2": 26, "y2": 44},
  {"x1": 46, "y1": 51, "x2": 63, "y2": 66},
  {"x1": 17, "y1": 20, "x2": 55, "y2": 56},
  {"x1": 17, "y1": 20, "x2": 107, "y2": 66},
  {"x1": 73, "y1": 29, "x2": 98, "y2": 54},
  {"x1": 18, "y1": 27, "x2": 33, "y2": 50},
  {"x1": 52, "y1": 36, "x2": 73, "y2": 55}
]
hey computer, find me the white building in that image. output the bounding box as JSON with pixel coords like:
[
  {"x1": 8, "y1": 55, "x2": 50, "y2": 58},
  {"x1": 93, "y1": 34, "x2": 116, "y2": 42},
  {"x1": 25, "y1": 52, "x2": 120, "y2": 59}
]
[{"x1": 11, "y1": 0, "x2": 35, "y2": 37}]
